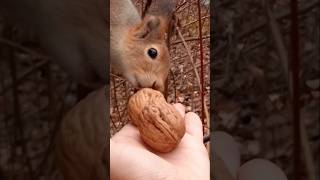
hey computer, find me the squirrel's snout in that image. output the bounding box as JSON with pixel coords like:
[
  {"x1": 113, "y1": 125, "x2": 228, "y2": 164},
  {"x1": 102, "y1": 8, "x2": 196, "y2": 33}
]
[{"x1": 137, "y1": 80, "x2": 164, "y2": 93}]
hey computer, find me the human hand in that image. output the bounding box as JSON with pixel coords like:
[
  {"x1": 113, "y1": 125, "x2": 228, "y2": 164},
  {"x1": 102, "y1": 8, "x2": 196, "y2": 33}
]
[{"x1": 110, "y1": 103, "x2": 210, "y2": 180}]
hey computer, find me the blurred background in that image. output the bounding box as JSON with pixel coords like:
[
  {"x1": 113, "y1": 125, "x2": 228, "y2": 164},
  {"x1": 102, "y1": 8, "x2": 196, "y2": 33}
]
[
  {"x1": 212, "y1": 0, "x2": 319, "y2": 179},
  {"x1": 0, "y1": 7, "x2": 79, "y2": 180}
]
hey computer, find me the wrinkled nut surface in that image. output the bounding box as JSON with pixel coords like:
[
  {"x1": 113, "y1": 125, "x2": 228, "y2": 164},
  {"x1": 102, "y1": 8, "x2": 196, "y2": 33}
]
[{"x1": 127, "y1": 88, "x2": 186, "y2": 153}]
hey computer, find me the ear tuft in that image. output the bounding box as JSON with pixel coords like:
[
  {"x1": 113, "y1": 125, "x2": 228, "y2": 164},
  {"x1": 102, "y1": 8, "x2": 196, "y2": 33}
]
[
  {"x1": 146, "y1": 16, "x2": 160, "y2": 31},
  {"x1": 142, "y1": 0, "x2": 176, "y2": 18},
  {"x1": 133, "y1": 16, "x2": 161, "y2": 39}
]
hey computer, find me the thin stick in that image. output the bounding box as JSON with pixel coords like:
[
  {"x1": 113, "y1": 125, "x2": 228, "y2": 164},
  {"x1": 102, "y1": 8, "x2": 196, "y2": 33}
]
[
  {"x1": 0, "y1": 37, "x2": 50, "y2": 95},
  {"x1": 171, "y1": 35, "x2": 210, "y2": 45},
  {"x1": 175, "y1": 25, "x2": 210, "y2": 133},
  {"x1": 7, "y1": 39, "x2": 35, "y2": 180},
  {"x1": 182, "y1": 15, "x2": 210, "y2": 28},
  {"x1": 289, "y1": 0, "x2": 302, "y2": 179},
  {"x1": 197, "y1": 0, "x2": 205, "y2": 130}
]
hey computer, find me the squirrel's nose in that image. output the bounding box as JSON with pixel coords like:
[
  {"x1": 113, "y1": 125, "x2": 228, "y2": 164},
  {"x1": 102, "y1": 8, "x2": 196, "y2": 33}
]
[
  {"x1": 151, "y1": 81, "x2": 165, "y2": 93},
  {"x1": 151, "y1": 81, "x2": 157, "y2": 89},
  {"x1": 137, "y1": 81, "x2": 160, "y2": 91}
]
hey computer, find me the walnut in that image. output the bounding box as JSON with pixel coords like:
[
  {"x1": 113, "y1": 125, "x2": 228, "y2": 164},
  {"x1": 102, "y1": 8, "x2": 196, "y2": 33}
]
[{"x1": 127, "y1": 88, "x2": 186, "y2": 152}]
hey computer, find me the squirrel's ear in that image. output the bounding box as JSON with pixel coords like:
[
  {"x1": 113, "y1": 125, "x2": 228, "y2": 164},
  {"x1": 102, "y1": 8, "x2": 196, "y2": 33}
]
[
  {"x1": 133, "y1": 16, "x2": 162, "y2": 40},
  {"x1": 141, "y1": 0, "x2": 152, "y2": 18},
  {"x1": 137, "y1": 0, "x2": 176, "y2": 43}
]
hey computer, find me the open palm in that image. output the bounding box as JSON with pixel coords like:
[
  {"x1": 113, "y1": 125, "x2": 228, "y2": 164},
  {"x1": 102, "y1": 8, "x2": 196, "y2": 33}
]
[{"x1": 110, "y1": 104, "x2": 210, "y2": 180}]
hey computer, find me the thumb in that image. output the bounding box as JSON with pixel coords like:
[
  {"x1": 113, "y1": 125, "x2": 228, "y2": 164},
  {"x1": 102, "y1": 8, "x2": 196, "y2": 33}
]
[{"x1": 185, "y1": 112, "x2": 203, "y2": 142}]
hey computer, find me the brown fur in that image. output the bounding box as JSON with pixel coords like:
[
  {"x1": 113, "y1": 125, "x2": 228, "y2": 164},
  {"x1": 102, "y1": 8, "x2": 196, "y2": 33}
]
[{"x1": 111, "y1": 0, "x2": 175, "y2": 93}]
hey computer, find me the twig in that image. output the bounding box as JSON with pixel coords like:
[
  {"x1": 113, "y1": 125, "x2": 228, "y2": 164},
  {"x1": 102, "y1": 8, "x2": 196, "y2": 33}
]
[
  {"x1": 169, "y1": 69, "x2": 177, "y2": 102},
  {"x1": 175, "y1": 24, "x2": 210, "y2": 134},
  {"x1": 0, "y1": 37, "x2": 51, "y2": 60},
  {"x1": 289, "y1": 1, "x2": 316, "y2": 180},
  {"x1": 175, "y1": 1, "x2": 188, "y2": 13},
  {"x1": 141, "y1": 0, "x2": 152, "y2": 18},
  {"x1": 171, "y1": 35, "x2": 210, "y2": 45},
  {"x1": 182, "y1": 15, "x2": 210, "y2": 28},
  {"x1": 289, "y1": 0, "x2": 302, "y2": 177},
  {"x1": 6, "y1": 33, "x2": 35, "y2": 179},
  {"x1": 112, "y1": 76, "x2": 122, "y2": 129},
  {"x1": 264, "y1": 1, "x2": 290, "y2": 83},
  {"x1": 185, "y1": 61, "x2": 210, "y2": 75},
  {"x1": 0, "y1": 38, "x2": 51, "y2": 95},
  {"x1": 175, "y1": 1, "x2": 190, "y2": 13},
  {"x1": 197, "y1": 0, "x2": 205, "y2": 129},
  {"x1": 264, "y1": 1, "x2": 316, "y2": 179},
  {"x1": 110, "y1": 79, "x2": 126, "y2": 91},
  {"x1": 0, "y1": 60, "x2": 49, "y2": 95}
]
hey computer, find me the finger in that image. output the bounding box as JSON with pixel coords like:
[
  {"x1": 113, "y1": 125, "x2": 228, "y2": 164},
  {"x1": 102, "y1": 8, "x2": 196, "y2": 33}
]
[
  {"x1": 173, "y1": 103, "x2": 185, "y2": 117},
  {"x1": 111, "y1": 123, "x2": 140, "y2": 141},
  {"x1": 185, "y1": 112, "x2": 203, "y2": 141}
]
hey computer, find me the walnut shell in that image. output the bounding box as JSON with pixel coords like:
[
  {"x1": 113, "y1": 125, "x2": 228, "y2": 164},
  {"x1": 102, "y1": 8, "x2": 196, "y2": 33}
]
[{"x1": 127, "y1": 88, "x2": 185, "y2": 152}]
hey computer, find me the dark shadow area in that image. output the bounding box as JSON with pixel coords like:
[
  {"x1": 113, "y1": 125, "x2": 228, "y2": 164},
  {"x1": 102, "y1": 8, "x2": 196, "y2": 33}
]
[
  {"x1": 0, "y1": 0, "x2": 109, "y2": 179},
  {"x1": 211, "y1": 0, "x2": 319, "y2": 179}
]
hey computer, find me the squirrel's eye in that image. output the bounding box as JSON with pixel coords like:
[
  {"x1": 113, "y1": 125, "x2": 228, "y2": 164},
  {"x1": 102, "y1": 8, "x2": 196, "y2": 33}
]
[{"x1": 147, "y1": 48, "x2": 158, "y2": 59}]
